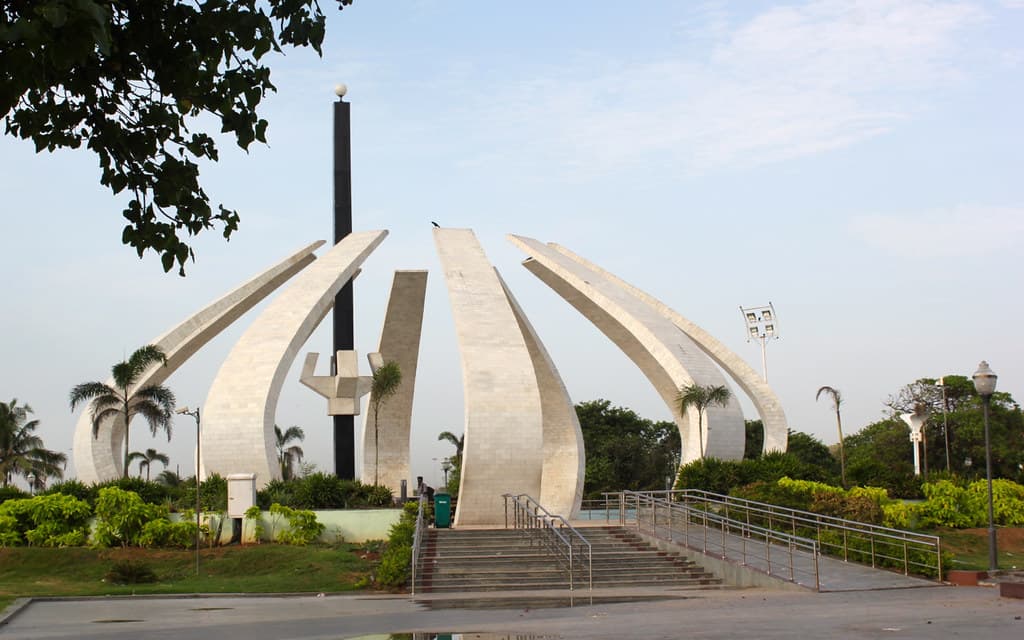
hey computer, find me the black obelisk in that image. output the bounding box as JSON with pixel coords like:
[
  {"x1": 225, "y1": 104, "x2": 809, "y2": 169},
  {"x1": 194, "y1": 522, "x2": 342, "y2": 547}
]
[{"x1": 333, "y1": 87, "x2": 355, "y2": 479}]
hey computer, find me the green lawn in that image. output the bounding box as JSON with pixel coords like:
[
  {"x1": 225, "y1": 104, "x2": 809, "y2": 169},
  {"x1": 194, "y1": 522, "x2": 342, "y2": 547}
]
[
  {"x1": 0, "y1": 543, "x2": 374, "y2": 615},
  {"x1": 936, "y1": 527, "x2": 1024, "y2": 572}
]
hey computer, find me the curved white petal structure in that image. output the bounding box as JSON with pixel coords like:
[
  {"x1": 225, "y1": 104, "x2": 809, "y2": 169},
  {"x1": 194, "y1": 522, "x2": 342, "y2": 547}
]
[
  {"x1": 497, "y1": 270, "x2": 585, "y2": 517},
  {"x1": 72, "y1": 241, "x2": 325, "y2": 483},
  {"x1": 361, "y1": 270, "x2": 428, "y2": 495},
  {"x1": 434, "y1": 229, "x2": 544, "y2": 525},
  {"x1": 549, "y1": 243, "x2": 788, "y2": 454},
  {"x1": 509, "y1": 235, "x2": 746, "y2": 463},
  {"x1": 201, "y1": 231, "x2": 387, "y2": 486}
]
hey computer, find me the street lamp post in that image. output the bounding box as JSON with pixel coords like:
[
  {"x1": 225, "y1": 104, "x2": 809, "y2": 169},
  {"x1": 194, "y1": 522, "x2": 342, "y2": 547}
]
[
  {"x1": 971, "y1": 361, "x2": 998, "y2": 574},
  {"x1": 938, "y1": 377, "x2": 951, "y2": 471},
  {"x1": 441, "y1": 459, "x2": 452, "y2": 491},
  {"x1": 176, "y1": 406, "x2": 202, "y2": 577},
  {"x1": 26, "y1": 472, "x2": 36, "y2": 496},
  {"x1": 740, "y1": 303, "x2": 778, "y2": 382}
]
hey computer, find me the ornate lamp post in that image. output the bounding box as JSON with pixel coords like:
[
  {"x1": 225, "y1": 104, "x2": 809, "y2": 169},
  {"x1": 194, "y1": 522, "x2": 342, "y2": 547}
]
[
  {"x1": 442, "y1": 459, "x2": 452, "y2": 491},
  {"x1": 971, "y1": 361, "x2": 998, "y2": 574},
  {"x1": 176, "y1": 406, "x2": 202, "y2": 577}
]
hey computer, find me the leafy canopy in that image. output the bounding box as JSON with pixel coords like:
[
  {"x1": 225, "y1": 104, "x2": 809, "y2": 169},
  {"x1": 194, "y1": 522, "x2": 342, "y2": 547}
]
[{"x1": 1, "y1": 0, "x2": 353, "y2": 274}]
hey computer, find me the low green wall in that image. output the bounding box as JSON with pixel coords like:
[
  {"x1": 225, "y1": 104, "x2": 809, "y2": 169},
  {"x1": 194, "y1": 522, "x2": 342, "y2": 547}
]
[{"x1": 230, "y1": 508, "x2": 401, "y2": 544}]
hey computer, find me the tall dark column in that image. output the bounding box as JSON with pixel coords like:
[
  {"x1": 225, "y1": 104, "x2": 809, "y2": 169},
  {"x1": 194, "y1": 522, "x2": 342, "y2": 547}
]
[{"x1": 333, "y1": 93, "x2": 355, "y2": 479}]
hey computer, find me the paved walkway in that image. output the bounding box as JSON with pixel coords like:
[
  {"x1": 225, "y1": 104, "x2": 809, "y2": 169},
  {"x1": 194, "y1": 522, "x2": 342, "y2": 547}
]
[{"x1": 2, "y1": 584, "x2": 1020, "y2": 639}]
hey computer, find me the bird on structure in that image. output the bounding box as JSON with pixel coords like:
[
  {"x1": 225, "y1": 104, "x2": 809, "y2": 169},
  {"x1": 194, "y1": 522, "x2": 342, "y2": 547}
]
[{"x1": 431, "y1": 221, "x2": 440, "y2": 228}]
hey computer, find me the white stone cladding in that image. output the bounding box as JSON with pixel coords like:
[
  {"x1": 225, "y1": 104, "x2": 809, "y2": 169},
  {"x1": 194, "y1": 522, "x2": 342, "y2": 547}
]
[
  {"x1": 361, "y1": 270, "x2": 428, "y2": 496},
  {"x1": 497, "y1": 270, "x2": 585, "y2": 517},
  {"x1": 509, "y1": 235, "x2": 745, "y2": 464},
  {"x1": 434, "y1": 229, "x2": 544, "y2": 526},
  {"x1": 201, "y1": 231, "x2": 387, "y2": 486},
  {"x1": 549, "y1": 243, "x2": 789, "y2": 454},
  {"x1": 72, "y1": 241, "x2": 325, "y2": 483}
]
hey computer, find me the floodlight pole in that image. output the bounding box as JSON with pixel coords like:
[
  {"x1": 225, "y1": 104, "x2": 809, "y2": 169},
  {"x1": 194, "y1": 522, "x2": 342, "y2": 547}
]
[
  {"x1": 740, "y1": 303, "x2": 777, "y2": 383},
  {"x1": 939, "y1": 378, "x2": 951, "y2": 471},
  {"x1": 176, "y1": 406, "x2": 201, "y2": 577},
  {"x1": 333, "y1": 85, "x2": 356, "y2": 480},
  {"x1": 759, "y1": 334, "x2": 769, "y2": 383}
]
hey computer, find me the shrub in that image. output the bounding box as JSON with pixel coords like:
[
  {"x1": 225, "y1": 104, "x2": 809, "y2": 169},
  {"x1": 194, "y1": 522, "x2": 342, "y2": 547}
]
[
  {"x1": 0, "y1": 486, "x2": 29, "y2": 505},
  {"x1": 42, "y1": 479, "x2": 95, "y2": 504},
  {"x1": 176, "y1": 474, "x2": 227, "y2": 512},
  {"x1": 376, "y1": 501, "x2": 419, "y2": 590},
  {"x1": 138, "y1": 518, "x2": 197, "y2": 549},
  {"x1": 105, "y1": 560, "x2": 157, "y2": 584},
  {"x1": 93, "y1": 487, "x2": 165, "y2": 547},
  {"x1": 95, "y1": 477, "x2": 172, "y2": 507},
  {"x1": 268, "y1": 503, "x2": 324, "y2": 545},
  {"x1": 915, "y1": 480, "x2": 977, "y2": 528},
  {"x1": 0, "y1": 494, "x2": 92, "y2": 547}
]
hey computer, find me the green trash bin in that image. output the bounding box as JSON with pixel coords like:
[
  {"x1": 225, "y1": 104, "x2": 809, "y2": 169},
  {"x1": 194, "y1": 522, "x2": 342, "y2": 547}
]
[{"x1": 434, "y1": 492, "x2": 451, "y2": 529}]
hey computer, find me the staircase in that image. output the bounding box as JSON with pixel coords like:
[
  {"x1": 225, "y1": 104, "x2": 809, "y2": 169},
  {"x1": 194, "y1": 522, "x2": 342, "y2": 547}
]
[{"x1": 415, "y1": 526, "x2": 722, "y2": 593}]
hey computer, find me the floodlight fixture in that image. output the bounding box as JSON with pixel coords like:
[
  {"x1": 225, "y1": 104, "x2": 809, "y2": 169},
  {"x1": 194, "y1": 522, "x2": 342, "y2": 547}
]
[{"x1": 740, "y1": 302, "x2": 779, "y2": 382}]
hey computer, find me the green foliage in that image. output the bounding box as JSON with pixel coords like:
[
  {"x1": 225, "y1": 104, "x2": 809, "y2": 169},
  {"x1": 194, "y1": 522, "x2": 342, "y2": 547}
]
[
  {"x1": 676, "y1": 447, "x2": 834, "y2": 494},
  {"x1": 104, "y1": 560, "x2": 157, "y2": 585},
  {"x1": 376, "y1": 501, "x2": 418, "y2": 589},
  {"x1": 96, "y1": 477, "x2": 174, "y2": 507},
  {"x1": 138, "y1": 518, "x2": 197, "y2": 549},
  {"x1": 268, "y1": 503, "x2": 324, "y2": 545},
  {"x1": 256, "y1": 475, "x2": 393, "y2": 510},
  {"x1": 43, "y1": 479, "x2": 94, "y2": 503},
  {"x1": 578, "y1": 400, "x2": 680, "y2": 498},
  {"x1": 93, "y1": 487, "x2": 164, "y2": 547},
  {"x1": 0, "y1": 485, "x2": 29, "y2": 504},
  {"x1": 178, "y1": 474, "x2": 227, "y2": 512},
  {"x1": 0, "y1": 494, "x2": 92, "y2": 546},
  {"x1": 244, "y1": 505, "x2": 265, "y2": 543},
  {"x1": 1, "y1": 398, "x2": 67, "y2": 487},
  {"x1": 1, "y1": 0, "x2": 355, "y2": 273},
  {"x1": 729, "y1": 477, "x2": 889, "y2": 526}
]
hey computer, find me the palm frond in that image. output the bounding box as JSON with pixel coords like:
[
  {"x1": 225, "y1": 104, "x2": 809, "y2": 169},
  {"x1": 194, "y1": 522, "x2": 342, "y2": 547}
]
[{"x1": 69, "y1": 382, "x2": 118, "y2": 410}]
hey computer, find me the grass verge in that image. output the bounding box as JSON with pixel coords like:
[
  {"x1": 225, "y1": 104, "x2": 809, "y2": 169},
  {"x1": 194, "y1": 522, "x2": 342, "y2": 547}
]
[
  {"x1": 936, "y1": 527, "x2": 1024, "y2": 572},
  {"x1": 0, "y1": 543, "x2": 374, "y2": 615}
]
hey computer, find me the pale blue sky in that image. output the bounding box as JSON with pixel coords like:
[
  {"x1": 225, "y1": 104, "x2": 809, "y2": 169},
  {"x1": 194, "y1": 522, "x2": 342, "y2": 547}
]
[{"x1": 1, "y1": 0, "x2": 1022, "y2": 489}]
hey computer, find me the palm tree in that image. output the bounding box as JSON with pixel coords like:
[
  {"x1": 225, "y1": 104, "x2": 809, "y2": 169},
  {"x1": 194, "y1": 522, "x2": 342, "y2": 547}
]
[
  {"x1": 127, "y1": 448, "x2": 170, "y2": 482},
  {"x1": 0, "y1": 399, "x2": 67, "y2": 487},
  {"x1": 369, "y1": 361, "x2": 402, "y2": 486},
  {"x1": 437, "y1": 430, "x2": 465, "y2": 465},
  {"x1": 69, "y1": 344, "x2": 175, "y2": 479},
  {"x1": 156, "y1": 469, "x2": 183, "y2": 487},
  {"x1": 677, "y1": 384, "x2": 732, "y2": 460},
  {"x1": 275, "y1": 424, "x2": 305, "y2": 481},
  {"x1": 816, "y1": 385, "x2": 847, "y2": 488}
]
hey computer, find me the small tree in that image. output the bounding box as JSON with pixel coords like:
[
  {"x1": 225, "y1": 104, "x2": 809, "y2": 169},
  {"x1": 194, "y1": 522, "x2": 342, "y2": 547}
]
[
  {"x1": 0, "y1": 399, "x2": 66, "y2": 487},
  {"x1": 816, "y1": 386, "x2": 847, "y2": 488},
  {"x1": 369, "y1": 361, "x2": 402, "y2": 486},
  {"x1": 677, "y1": 384, "x2": 732, "y2": 460},
  {"x1": 437, "y1": 430, "x2": 465, "y2": 465},
  {"x1": 127, "y1": 448, "x2": 170, "y2": 482},
  {"x1": 275, "y1": 425, "x2": 305, "y2": 481},
  {"x1": 69, "y1": 345, "x2": 175, "y2": 478}
]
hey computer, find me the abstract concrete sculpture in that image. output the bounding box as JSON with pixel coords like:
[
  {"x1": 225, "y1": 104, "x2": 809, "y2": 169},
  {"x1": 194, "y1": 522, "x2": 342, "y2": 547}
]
[
  {"x1": 201, "y1": 231, "x2": 387, "y2": 484},
  {"x1": 299, "y1": 350, "x2": 374, "y2": 415},
  {"x1": 360, "y1": 270, "x2": 428, "y2": 496},
  {"x1": 497, "y1": 272, "x2": 585, "y2": 517},
  {"x1": 546, "y1": 242, "x2": 788, "y2": 455},
  {"x1": 434, "y1": 229, "x2": 545, "y2": 525},
  {"x1": 72, "y1": 241, "x2": 325, "y2": 483},
  {"x1": 509, "y1": 235, "x2": 748, "y2": 463}
]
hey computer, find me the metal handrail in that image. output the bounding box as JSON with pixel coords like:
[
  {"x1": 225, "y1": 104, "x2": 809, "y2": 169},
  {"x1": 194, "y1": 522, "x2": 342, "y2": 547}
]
[
  {"x1": 604, "y1": 489, "x2": 943, "y2": 583},
  {"x1": 663, "y1": 489, "x2": 942, "y2": 579},
  {"x1": 623, "y1": 490, "x2": 821, "y2": 590},
  {"x1": 502, "y1": 493, "x2": 593, "y2": 591},
  {"x1": 410, "y1": 494, "x2": 427, "y2": 595}
]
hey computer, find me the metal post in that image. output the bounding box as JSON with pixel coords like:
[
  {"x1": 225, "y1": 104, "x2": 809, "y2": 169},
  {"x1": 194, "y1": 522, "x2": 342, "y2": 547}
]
[
  {"x1": 760, "y1": 334, "x2": 768, "y2": 382},
  {"x1": 982, "y1": 396, "x2": 998, "y2": 573},
  {"x1": 940, "y1": 381, "x2": 951, "y2": 471},
  {"x1": 332, "y1": 91, "x2": 355, "y2": 479},
  {"x1": 195, "y1": 407, "x2": 200, "y2": 577}
]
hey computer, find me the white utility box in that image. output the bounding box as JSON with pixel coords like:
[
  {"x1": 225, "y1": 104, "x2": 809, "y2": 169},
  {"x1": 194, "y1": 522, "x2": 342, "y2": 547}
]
[{"x1": 226, "y1": 473, "x2": 257, "y2": 518}]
